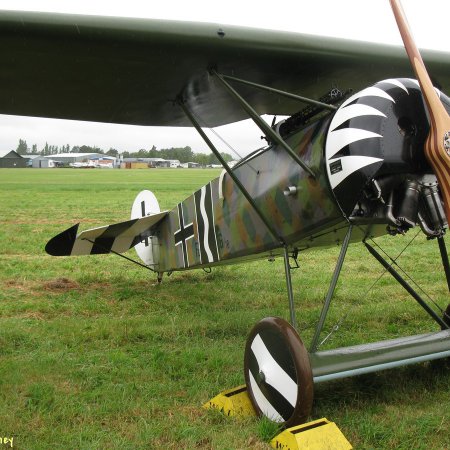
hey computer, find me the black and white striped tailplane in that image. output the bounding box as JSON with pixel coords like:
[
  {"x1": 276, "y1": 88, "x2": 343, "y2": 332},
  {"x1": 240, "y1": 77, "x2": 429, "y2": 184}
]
[{"x1": 45, "y1": 211, "x2": 167, "y2": 257}]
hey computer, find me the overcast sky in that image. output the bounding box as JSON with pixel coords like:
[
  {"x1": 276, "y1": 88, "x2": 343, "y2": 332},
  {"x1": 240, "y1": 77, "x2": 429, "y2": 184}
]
[{"x1": 0, "y1": 0, "x2": 449, "y2": 157}]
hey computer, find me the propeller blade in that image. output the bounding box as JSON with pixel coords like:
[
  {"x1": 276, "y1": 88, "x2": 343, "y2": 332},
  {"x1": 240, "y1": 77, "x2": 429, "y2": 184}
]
[{"x1": 390, "y1": 0, "x2": 450, "y2": 222}]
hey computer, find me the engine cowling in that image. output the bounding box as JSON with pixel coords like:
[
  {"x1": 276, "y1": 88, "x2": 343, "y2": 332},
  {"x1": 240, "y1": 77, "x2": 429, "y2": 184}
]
[{"x1": 325, "y1": 78, "x2": 450, "y2": 236}]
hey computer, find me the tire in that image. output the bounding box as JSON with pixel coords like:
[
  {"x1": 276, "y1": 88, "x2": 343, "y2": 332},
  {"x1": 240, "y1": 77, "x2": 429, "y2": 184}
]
[{"x1": 244, "y1": 317, "x2": 314, "y2": 428}]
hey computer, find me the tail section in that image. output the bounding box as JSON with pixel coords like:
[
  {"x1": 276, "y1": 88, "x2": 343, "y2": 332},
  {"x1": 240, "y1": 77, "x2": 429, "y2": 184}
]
[{"x1": 45, "y1": 190, "x2": 166, "y2": 268}]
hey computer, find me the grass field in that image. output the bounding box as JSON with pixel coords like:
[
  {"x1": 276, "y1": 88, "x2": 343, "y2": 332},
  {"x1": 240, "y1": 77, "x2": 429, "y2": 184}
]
[{"x1": 1, "y1": 168, "x2": 449, "y2": 449}]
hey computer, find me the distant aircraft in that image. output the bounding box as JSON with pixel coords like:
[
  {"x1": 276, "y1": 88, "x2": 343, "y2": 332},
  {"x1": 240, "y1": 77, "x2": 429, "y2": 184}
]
[
  {"x1": 2, "y1": 0, "x2": 450, "y2": 427},
  {"x1": 69, "y1": 162, "x2": 95, "y2": 168}
]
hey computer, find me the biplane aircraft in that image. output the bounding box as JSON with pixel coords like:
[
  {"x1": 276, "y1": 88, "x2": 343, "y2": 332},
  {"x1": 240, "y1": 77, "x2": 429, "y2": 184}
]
[{"x1": 2, "y1": 0, "x2": 450, "y2": 427}]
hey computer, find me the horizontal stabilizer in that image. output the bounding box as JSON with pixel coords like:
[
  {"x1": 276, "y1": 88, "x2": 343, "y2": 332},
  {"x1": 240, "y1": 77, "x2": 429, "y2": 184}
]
[{"x1": 45, "y1": 211, "x2": 167, "y2": 256}]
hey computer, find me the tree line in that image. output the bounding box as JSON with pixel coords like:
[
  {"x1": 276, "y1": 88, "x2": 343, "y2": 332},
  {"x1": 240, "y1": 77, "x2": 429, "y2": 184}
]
[{"x1": 15, "y1": 139, "x2": 233, "y2": 165}]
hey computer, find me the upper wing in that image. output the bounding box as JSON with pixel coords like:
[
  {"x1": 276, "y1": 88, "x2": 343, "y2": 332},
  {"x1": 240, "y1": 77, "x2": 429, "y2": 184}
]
[
  {"x1": 1, "y1": 10, "x2": 450, "y2": 128},
  {"x1": 45, "y1": 211, "x2": 168, "y2": 256}
]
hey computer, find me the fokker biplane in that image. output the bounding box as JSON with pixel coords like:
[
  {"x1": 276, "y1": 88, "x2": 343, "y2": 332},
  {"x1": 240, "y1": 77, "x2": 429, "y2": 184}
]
[{"x1": 2, "y1": 0, "x2": 450, "y2": 427}]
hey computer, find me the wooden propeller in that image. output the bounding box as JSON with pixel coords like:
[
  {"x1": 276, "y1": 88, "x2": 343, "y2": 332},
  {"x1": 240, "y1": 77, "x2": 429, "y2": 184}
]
[{"x1": 390, "y1": 0, "x2": 450, "y2": 223}]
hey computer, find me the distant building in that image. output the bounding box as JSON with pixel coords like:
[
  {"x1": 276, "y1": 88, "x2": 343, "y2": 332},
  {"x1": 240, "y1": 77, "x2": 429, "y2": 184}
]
[
  {"x1": 122, "y1": 157, "x2": 153, "y2": 168},
  {"x1": 121, "y1": 157, "x2": 180, "y2": 168},
  {"x1": 149, "y1": 158, "x2": 169, "y2": 168},
  {"x1": 44, "y1": 153, "x2": 116, "y2": 166},
  {"x1": 88, "y1": 156, "x2": 115, "y2": 168},
  {"x1": 147, "y1": 158, "x2": 180, "y2": 168},
  {"x1": 24, "y1": 154, "x2": 41, "y2": 167},
  {"x1": 167, "y1": 160, "x2": 180, "y2": 168},
  {"x1": 32, "y1": 157, "x2": 56, "y2": 168},
  {"x1": 0, "y1": 150, "x2": 27, "y2": 168},
  {"x1": 121, "y1": 161, "x2": 149, "y2": 169},
  {"x1": 180, "y1": 162, "x2": 201, "y2": 168}
]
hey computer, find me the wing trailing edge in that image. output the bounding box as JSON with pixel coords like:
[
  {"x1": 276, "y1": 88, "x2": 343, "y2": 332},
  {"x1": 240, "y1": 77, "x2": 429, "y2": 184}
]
[{"x1": 45, "y1": 212, "x2": 168, "y2": 257}]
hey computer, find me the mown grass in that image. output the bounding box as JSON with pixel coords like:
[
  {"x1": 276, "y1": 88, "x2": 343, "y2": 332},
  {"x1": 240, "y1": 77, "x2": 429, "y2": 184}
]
[{"x1": 0, "y1": 168, "x2": 449, "y2": 449}]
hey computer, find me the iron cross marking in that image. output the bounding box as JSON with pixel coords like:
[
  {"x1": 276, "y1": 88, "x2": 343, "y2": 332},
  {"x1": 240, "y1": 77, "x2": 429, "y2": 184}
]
[{"x1": 174, "y1": 203, "x2": 194, "y2": 268}]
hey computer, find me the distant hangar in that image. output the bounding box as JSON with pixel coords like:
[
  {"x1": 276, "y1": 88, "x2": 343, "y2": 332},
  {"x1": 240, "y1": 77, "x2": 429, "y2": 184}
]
[{"x1": 0, "y1": 150, "x2": 27, "y2": 168}]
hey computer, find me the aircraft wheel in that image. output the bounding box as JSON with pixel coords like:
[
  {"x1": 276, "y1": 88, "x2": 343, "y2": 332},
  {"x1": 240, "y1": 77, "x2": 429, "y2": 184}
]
[{"x1": 244, "y1": 317, "x2": 313, "y2": 428}]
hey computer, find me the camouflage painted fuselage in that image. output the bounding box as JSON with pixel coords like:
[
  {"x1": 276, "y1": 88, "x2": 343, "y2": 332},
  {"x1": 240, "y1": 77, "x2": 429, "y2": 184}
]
[
  {"x1": 45, "y1": 79, "x2": 449, "y2": 268},
  {"x1": 151, "y1": 78, "x2": 450, "y2": 273},
  {"x1": 154, "y1": 114, "x2": 347, "y2": 273}
]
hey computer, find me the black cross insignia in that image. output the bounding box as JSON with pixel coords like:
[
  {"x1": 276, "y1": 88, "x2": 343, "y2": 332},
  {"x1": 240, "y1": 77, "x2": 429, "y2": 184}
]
[{"x1": 174, "y1": 203, "x2": 194, "y2": 268}]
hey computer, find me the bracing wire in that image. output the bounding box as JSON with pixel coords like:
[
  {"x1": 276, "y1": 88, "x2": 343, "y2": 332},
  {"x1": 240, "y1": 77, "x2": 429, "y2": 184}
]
[
  {"x1": 190, "y1": 108, "x2": 260, "y2": 173},
  {"x1": 318, "y1": 226, "x2": 444, "y2": 348},
  {"x1": 365, "y1": 229, "x2": 444, "y2": 314},
  {"x1": 84, "y1": 239, "x2": 155, "y2": 272},
  {"x1": 190, "y1": 109, "x2": 244, "y2": 161}
]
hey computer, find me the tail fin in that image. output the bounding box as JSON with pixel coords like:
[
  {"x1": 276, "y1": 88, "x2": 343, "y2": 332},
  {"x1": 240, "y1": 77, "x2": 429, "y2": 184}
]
[{"x1": 130, "y1": 190, "x2": 162, "y2": 266}]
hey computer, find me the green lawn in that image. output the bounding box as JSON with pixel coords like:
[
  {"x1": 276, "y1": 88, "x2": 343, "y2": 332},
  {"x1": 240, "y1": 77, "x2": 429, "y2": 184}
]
[{"x1": 1, "y1": 168, "x2": 449, "y2": 449}]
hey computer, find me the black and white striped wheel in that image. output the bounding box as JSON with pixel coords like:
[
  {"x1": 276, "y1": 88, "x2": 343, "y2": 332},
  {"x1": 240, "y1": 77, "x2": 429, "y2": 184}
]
[{"x1": 244, "y1": 317, "x2": 313, "y2": 428}]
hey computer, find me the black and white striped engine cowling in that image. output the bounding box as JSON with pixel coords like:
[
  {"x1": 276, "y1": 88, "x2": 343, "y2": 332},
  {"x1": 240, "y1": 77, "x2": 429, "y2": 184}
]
[{"x1": 325, "y1": 78, "x2": 450, "y2": 215}]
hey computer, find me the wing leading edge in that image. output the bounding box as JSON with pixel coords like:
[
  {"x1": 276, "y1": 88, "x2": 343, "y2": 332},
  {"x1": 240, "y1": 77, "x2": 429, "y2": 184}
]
[
  {"x1": 1, "y1": 10, "x2": 450, "y2": 128},
  {"x1": 45, "y1": 211, "x2": 168, "y2": 257}
]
